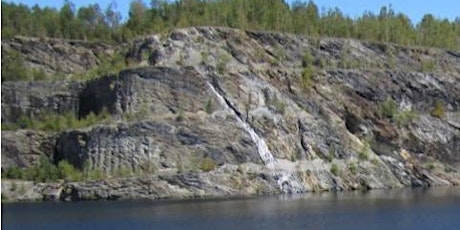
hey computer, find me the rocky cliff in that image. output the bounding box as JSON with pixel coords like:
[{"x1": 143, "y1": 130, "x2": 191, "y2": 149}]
[{"x1": 2, "y1": 27, "x2": 459, "y2": 202}]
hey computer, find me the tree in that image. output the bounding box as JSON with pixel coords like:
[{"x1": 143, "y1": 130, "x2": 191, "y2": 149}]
[
  {"x1": 126, "y1": 0, "x2": 149, "y2": 35},
  {"x1": 59, "y1": 0, "x2": 76, "y2": 38}
]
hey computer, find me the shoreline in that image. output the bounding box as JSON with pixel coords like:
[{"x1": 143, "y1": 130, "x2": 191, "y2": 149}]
[{"x1": 2, "y1": 177, "x2": 459, "y2": 204}]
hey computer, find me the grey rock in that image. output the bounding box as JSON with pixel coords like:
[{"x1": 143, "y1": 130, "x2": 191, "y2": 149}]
[{"x1": 2, "y1": 27, "x2": 460, "y2": 202}]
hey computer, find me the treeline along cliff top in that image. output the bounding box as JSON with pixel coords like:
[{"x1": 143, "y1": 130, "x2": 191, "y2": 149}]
[{"x1": 2, "y1": 0, "x2": 460, "y2": 50}]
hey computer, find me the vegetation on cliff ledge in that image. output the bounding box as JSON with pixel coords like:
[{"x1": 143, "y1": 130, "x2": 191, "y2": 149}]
[{"x1": 2, "y1": 0, "x2": 459, "y2": 50}]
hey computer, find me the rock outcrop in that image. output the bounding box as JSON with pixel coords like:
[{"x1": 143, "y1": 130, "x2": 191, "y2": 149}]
[
  {"x1": 1, "y1": 36, "x2": 117, "y2": 76},
  {"x1": 2, "y1": 27, "x2": 459, "y2": 202}
]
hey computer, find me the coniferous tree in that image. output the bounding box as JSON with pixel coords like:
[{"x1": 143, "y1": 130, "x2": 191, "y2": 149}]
[{"x1": 1, "y1": 0, "x2": 458, "y2": 50}]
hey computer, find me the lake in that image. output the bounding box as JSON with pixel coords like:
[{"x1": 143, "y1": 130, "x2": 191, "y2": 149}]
[{"x1": 2, "y1": 187, "x2": 460, "y2": 230}]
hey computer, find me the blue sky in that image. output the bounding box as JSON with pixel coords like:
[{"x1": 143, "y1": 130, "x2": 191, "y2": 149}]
[{"x1": 5, "y1": 0, "x2": 460, "y2": 24}]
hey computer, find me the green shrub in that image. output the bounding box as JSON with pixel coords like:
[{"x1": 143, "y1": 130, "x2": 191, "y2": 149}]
[
  {"x1": 201, "y1": 51, "x2": 210, "y2": 64},
  {"x1": 348, "y1": 162, "x2": 358, "y2": 174},
  {"x1": 31, "y1": 68, "x2": 48, "y2": 81},
  {"x1": 24, "y1": 156, "x2": 60, "y2": 183},
  {"x1": 330, "y1": 163, "x2": 339, "y2": 176},
  {"x1": 302, "y1": 51, "x2": 314, "y2": 67},
  {"x1": 3, "y1": 157, "x2": 62, "y2": 182},
  {"x1": 3, "y1": 158, "x2": 111, "y2": 182},
  {"x1": 84, "y1": 168, "x2": 106, "y2": 181},
  {"x1": 431, "y1": 100, "x2": 445, "y2": 118},
  {"x1": 269, "y1": 95, "x2": 286, "y2": 115},
  {"x1": 420, "y1": 60, "x2": 436, "y2": 72},
  {"x1": 113, "y1": 165, "x2": 132, "y2": 178},
  {"x1": 205, "y1": 98, "x2": 213, "y2": 114},
  {"x1": 71, "y1": 53, "x2": 126, "y2": 81},
  {"x1": 378, "y1": 97, "x2": 398, "y2": 119},
  {"x1": 326, "y1": 147, "x2": 335, "y2": 162},
  {"x1": 2, "y1": 109, "x2": 112, "y2": 131},
  {"x1": 200, "y1": 157, "x2": 216, "y2": 172},
  {"x1": 3, "y1": 166, "x2": 24, "y2": 179},
  {"x1": 274, "y1": 45, "x2": 287, "y2": 61},
  {"x1": 58, "y1": 160, "x2": 83, "y2": 182},
  {"x1": 394, "y1": 109, "x2": 418, "y2": 125},
  {"x1": 301, "y1": 66, "x2": 315, "y2": 90},
  {"x1": 358, "y1": 142, "x2": 370, "y2": 161},
  {"x1": 217, "y1": 53, "x2": 230, "y2": 74},
  {"x1": 1, "y1": 51, "x2": 30, "y2": 81}
]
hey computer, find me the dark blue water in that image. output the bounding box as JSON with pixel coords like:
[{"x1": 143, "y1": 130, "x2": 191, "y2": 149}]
[{"x1": 3, "y1": 187, "x2": 460, "y2": 230}]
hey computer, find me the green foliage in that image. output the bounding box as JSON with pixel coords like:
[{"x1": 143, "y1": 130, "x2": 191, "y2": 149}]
[
  {"x1": 431, "y1": 100, "x2": 445, "y2": 118},
  {"x1": 420, "y1": 59, "x2": 436, "y2": 72},
  {"x1": 378, "y1": 97, "x2": 419, "y2": 125},
  {"x1": 204, "y1": 98, "x2": 213, "y2": 114},
  {"x1": 200, "y1": 51, "x2": 210, "y2": 64},
  {"x1": 326, "y1": 147, "x2": 335, "y2": 162},
  {"x1": 24, "y1": 156, "x2": 60, "y2": 182},
  {"x1": 378, "y1": 97, "x2": 398, "y2": 119},
  {"x1": 58, "y1": 160, "x2": 83, "y2": 181},
  {"x1": 3, "y1": 166, "x2": 24, "y2": 179},
  {"x1": 217, "y1": 52, "x2": 230, "y2": 74},
  {"x1": 2, "y1": 110, "x2": 111, "y2": 131},
  {"x1": 269, "y1": 95, "x2": 286, "y2": 115},
  {"x1": 338, "y1": 46, "x2": 352, "y2": 69},
  {"x1": 330, "y1": 163, "x2": 339, "y2": 176},
  {"x1": 2, "y1": 158, "x2": 161, "y2": 183},
  {"x1": 2, "y1": 1, "x2": 460, "y2": 50},
  {"x1": 358, "y1": 142, "x2": 370, "y2": 161},
  {"x1": 272, "y1": 100, "x2": 286, "y2": 115},
  {"x1": 200, "y1": 157, "x2": 216, "y2": 172},
  {"x1": 348, "y1": 162, "x2": 358, "y2": 175},
  {"x1": 113, "y1": 165, "x2": 132, "y2": 178},
  {"x1": 139, "y1": 160, "x2": 157, "y2": 175},
  {"x1": 394, "y1": 109, "x2": 418, "y2": 125},
  {"x1": 1, "y1": 50, "x2": 30, "y2": 81},
  {"x1": 3, "y1": 157, "x2": 83, "y2": 182},
  {"x1": 302, "y1": 51, "x2": 314, "y2": 68},
  {"x1": 301, "y1": 66, "x2": 315, "y2": 90},
  {"x1": 274, "y1": 44, "x2": 287, "y2": 61},
  {"x1": 83, "y1": 162, "x2": 106, "y2": 181},
  {"x1": 123, "y1": 102, "x2": 150, "y2": 121},
  {"x1": 71, "y1": 53, "x2": 126, "y2": 81}
]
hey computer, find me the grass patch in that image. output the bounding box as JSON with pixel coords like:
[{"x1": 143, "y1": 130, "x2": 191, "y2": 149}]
[
  {"x1": 71, "y1": 52, "x2": 126, "y2": 81},
  {"x1": 204, "y1": 98, "x2": 213, "y2": 114},
  {"x1": 2, "y1": 157, "x2": 79, "y2": 182},
  {"x1": 431, "y1": 100, "x2": 445, "y2": 118},
  {"x1": 330, "y1": 163, "x2": 339, "y2": 176},
  {"x1": 377, "y1": 97, "x2": 418, "y2": 125},
  {"x1": 378, "y1": 97, "x2": 398, "y2": 119},
  {"x1": 394, "y1": 109, "x2": 418, "y2": 125},
  {"x1": 358, "y1": 142, "x2": 370, "y2": 161},
  {"x1": 420, "y1": 60, "x2": 436, "y2": 72},
  {"x1": 200, "y1": 157, "x2": 216, "y2": 172},
  {"x1": 2, "y1": 109, "x2": 112, "y2": 132},
  {"x1": 217, "y1": 52, "x2": 230, "y2": 74},
  {"x1": 348, "y1": 162, "x2": 358, "y2": 175},
  {"x1": 301, "y1": 66, "x2": 315, "y2": 90}
]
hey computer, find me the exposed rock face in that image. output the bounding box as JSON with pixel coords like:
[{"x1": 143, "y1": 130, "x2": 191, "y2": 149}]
[
  {"x1": 1, "y1": 36, "x2": 117, "y2": 76},
  {"x1": 2, "y1": 27, "x2": 460, "y2": 201},
  {"x1": 1, "y1": 130, "x2": 55, "y2": 168},
  {"x1": 1, "y1": 80, "x2": 81, "y2": 123}
]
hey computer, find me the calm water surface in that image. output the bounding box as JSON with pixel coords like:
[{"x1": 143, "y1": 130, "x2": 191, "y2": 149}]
[{"x1": 2, "y1": 187, "x2": 460, "y2": 230}]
